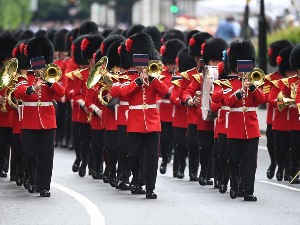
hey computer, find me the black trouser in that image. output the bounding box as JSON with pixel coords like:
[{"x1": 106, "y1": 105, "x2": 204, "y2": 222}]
[
  {"x1": 289, "y1": 130, "x2": 300, "y2": 177},
  {"x1": 198, "y1": 130, "x2": 214, "y2": 178},
  {"x1": 117, "y1": 125, "x2": 130, "y2": 179},
  {"x1": 128, "y1": 132, "x2": 159, "y2": 191},
  {"x1": 213, "y1": 138, "x2": 220, "y2": 181},
  {"x1": 21, "y1": 129, "x2": 55, "y2": 191},
  {"x1": 266, "y1": 124, "x2": 276, "y2": 166},
  {"x1": 218, "y1": 133, "x2": 229, "y2": 183},
  {"x1": 228, "y1": 138, "x2": 259, "y2": 194},
  {"x1": 160, "y1": 122, "x2": 173, "y2": 164},
  {"x1": 273, "y1": 130, "x2": 290, "y2": 173},
  {"x1": 173, "y1": 127, "x2": 188, "y2": 173},
  {"x1": 64, "y1": 101, "x2": 72, "y2": 147},
  {"x1": 91, "y1": 129, "x2": 105, "y2": 172},
  {"x1": 73, "y1": 122, "x2": 91, "y2": 167},
  {"x1": 187, "y1": 124, "x2": 199, "y2": 176},
  {"x1": 106, "y1": 130, "x2": 118, "y2": 179},
  {"x1": 11, "y1": 134, "x2": 24, "y2": 179},
  {"x1": 0, "y1": 127, "x2": 12, "y2": 172},
  {"x1": 55, "y1": 102, "x2": 66, "y2": 145}
]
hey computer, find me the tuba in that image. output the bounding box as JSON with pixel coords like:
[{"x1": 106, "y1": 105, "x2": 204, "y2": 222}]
[
  {"x1": 42, "y1": 63, "x2": 62, "y2": 83},
  {"x1": 0, "y1": 58, "x2": 18, "y2": 113}
]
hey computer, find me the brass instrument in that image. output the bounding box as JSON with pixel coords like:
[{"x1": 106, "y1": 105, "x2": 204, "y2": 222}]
[
  {"x1": 0, "y1": 58, "x2": 18, "y2": 113},
  {"x1": 6, "y1": 72, "x2": 27, "y2": 110},
  {"x1": 42, "y1": 63, "x2": 62, "y2": 83},
  {"x1": 248, "y1": 68, "x2": 265, "y2": 87},
  {"x1": 277, "y1": 81, "x2": 298, "y2": 112},
  {"x1": 139, "y1": 60, "x2": 163, "y2": 86}
]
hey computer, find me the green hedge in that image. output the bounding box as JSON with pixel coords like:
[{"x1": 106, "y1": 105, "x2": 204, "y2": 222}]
[{"x1": 267, "y1": 27, "x2": 300, "y2": 46}]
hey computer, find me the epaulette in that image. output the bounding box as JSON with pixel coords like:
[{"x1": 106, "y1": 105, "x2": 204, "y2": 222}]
[
  {"x1": 119, "y1": 75, "x2": 131, "y2": 80},
  {"x1": 158, "y1": 75, "x2": 165, "y2": 80},
  {"x1": 73, "y1": 69, "x2": 83, "y2": 80},
  {"x1": 65, "y1": 71, "x2": 74, "y2": 80},
  {"x1": 270, "y1": 80, "x2": 279, "y2": 89},
  {"x1": 171, "y1": 79, "x2": 181, "y2": 87},
  {"x1": 264, "y1": 74, "x2": 272, "y2": 82},
  {"x1": 180, "y1": 71, "x2": 189, "y2": 80},
  {"x1": 212, "y1": 80, "x2": 222, "y2": 87},
  {"x1": 281, "y1": 77, "x2": 290, "y2": 88},
  {"x1": 192, "y1": 73, "x2": 202, "y2": 83},
  {"x1": 219, "y1": 79, "x2": 232, "y2": 88}
]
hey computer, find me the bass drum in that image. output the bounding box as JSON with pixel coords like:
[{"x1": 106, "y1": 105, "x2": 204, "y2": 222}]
[{"x1": 201, "y1": 66, "x2": 219, "y2": 121}]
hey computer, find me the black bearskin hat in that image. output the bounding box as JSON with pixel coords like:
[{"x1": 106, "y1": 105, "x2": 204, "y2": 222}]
[
  {"x1": 126, "y1": 24, "x2": 145, "y2": 38},
  {"x1": 290, "y1": 43, "x2": 300, "y2": 70},
  {"x1": 268, "y1": 39, "x2": 293, "y2": 67},
  {"x1": 118, "y1": 41, "x2": 132, "y2": 70},
  {"x1": 19, "y1": 30, "x2": 34, "y2": 41},
  {"x1": 12, "y1": 40, "x2": 29, "y2": 70},
  {"x1": 277, "y1": 47, "x2": 294, "y2": 75},
  {"x1": 228, "y1": 40, "x2": 256, "y2": 73},
  {"x1": 65, "y1": 28, "x2": 79, "y2": 53},
  {"x1": 100, "y1": 35, "x2": 125, "y2": 56},
  {"x1": 34, "y1": 29, "x2": 47, "y2": 37},
  {"x1": 188, "y1": 32, "x2": 213, "y2": 57},
  {"x1": 78, "y1": 21, "x2": 98, "y2": 36},
  {"x1": 160, "y1": 39, "x2": 185, "y2": 65},
  {"x1": 102, "y1": 28, "x2": 113, "y2": 38},
  {"x1": 176, "y1": 48, "x2": 197, "y2": 73},
  {"x1": 0, "y1": 32, "x2": 18, "y2": 64},
  {"x1": 14, "y1": 29, "x2": 24, "y2": 40},
  {"x1": 142, "y1": 26, "x2": 161, "y2": 51},
  {"x1": 185, "y1": 30, "x2": 199, "y2": 46},
  {"x1": 72, "y1": 35, "x2": 88, "y2": 65},
  {"x1": 45, "y1": 29, "x2": 57, "y2": 43},
  {"x1": 125, "y1": 33, "x2": 156, "y2": 66},
  {"x1": 161, "y1": 29, "x2": 186, "y2": 45},
  {"x1": 202, "y1": 37, "x2": 228, "y2": 65},
  {"x1": 53, "y1": 29, "x2": 68, "y2": 52},
  {"x1": 81, "y1": 34, "x2": 104, "y2": 62},
  {"x1": 107, "y1": 40, "x2": 123, "y2": 70},
  {"x1": 27, "y1": 36, "x2": 54, "y2": 66}
]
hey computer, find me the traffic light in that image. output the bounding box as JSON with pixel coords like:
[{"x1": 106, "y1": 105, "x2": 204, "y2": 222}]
[{"x1": 169, "y1": 2, "x2": 179, "y2": 14}]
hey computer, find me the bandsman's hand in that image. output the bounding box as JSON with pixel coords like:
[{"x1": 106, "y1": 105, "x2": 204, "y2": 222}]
[
  {"x1": 193, "y1": 96, "x2": 201, "y2": 106},
  {"x1": 33, "y1": 79, "x2": 43, "y2": 91}
]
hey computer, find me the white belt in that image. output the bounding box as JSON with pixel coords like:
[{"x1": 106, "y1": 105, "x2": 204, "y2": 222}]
[
  {"x1": 290, "y1": 104, "x2": 297, "y2": 108},
  {"x1": 22, "y1": 101, "x2": 53, "y2": 107},
  {"x1": 161, "y1": 99, "x2": 171, "y2": 104},
  {"x1": 230, "y1": 107, "x2": 256, "y2": 112},
  {"x1": 221, "y1": 106, "x2": 230, "y2": 111},
  {"x1": 119, "y1": 101, "x2": 129, "y2": 106},
  {"x1": 129, "y1": 104, "x2": 157, "y2": 110}
]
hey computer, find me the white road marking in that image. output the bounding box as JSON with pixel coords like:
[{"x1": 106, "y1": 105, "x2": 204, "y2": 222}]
[
  {"x1": 260, "y1": 181, "x2": 300, "y2": 192},
  {"x1": 51, "y1": 182, "x2": 105, "y2": 225}
]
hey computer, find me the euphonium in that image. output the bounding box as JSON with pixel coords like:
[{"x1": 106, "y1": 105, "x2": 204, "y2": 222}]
[
  {"x1": 6, "y1": 72, "x2": 27, "y2": 110},
  {"x1": 0, "y1": 58, "x2": 18, "y2": 113},
  {"x1": 42, "y1": 63, "x2": 62, "y2": 83}
]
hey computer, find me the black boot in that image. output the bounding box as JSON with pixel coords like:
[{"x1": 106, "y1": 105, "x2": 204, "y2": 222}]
[{"x1": 266, "y1": 163, "x2": 276, "y2": 179}]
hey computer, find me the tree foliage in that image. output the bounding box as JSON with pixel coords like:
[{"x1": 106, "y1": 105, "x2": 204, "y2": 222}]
[{"x1": 0, "y1": 0, "x2": 32, "y2": 30}]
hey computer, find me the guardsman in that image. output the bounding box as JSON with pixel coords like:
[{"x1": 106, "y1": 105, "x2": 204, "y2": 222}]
[
  {"x1": 264, "y1": 40, "x2": 294, "y2": 179},
  {"x1": 119, "y1": 33, "x2": 170, "y2": 199},
  {"x1": 224, "y1": 40, "x2": 265, "y2": 201},
  {"x1": 158, "y1": 39, "x2": 185, "y2": 176},
  {"x1": 0, "y1": 32, "x2": 18, "y2": 178},
  {"x1": 181, "y1": 31, "x2": 213, "y2": 181},
  {"x1": 14, "y1": 36, "x2": 65, "y2": 197},
  {"x1": 269, "y1": 47, "x2": 296, "y2": 182}
]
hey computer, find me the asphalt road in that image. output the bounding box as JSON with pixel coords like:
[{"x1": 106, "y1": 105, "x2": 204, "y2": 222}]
[{"x1": 1, "y1": 135, "x2": 300, "y2": 225}]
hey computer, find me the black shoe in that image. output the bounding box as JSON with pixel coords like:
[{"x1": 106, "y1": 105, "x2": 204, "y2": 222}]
[
  {"x1": 92, "y1": 170, "x2": 102, "y2": 179},
  {"x1": 284, "y1": 174, "x2": 290, "y2": 181},
  {"x1": 266, "y1": 164, "x2": 276, "y2": 179},
  {"x1": 244, "y1": 193, "x2": 257, "y2": 201},
  {"x1": 214, "y1": 180, "x2": 220, "y2": 189},
  {"x1": 10, "y1": 175, "x2": 16, "y2": 181},
  {"x1": 120, "y1": 181, "x2": 131, "y2": 191},
  {"x1": 16, "y1": 177, "x2": 23, "y2": 186},
  {"x1": 206, "y1": 178, "x2": 213, "y2": 185},
  {"x1": 72, "y1": 159, "x2": 80, "y2": 173},
  {"x1": 68, "y1": 143, "x2": 74, "y2": 150},
  {"x1": 0, "y1": 170, "x2": 7, "y2": 177},
  {"x1": 190, "y1": 173, "x2": 198, "y2": 181},
  {"x1": 230, "y1": 188, "x2": 237, "y2": 199},
  {"x1": 23, "y1": 178, "x2": 28, "y2": 189},
  {"x1": 173, "y1": 170, "x2": 178, "y2": 178},
  {"x1": 177, "y1": 171, "x2": 185, "y2": 179},
  {"x1": 40, "y1": 190, "x2": 51, "y2": 197},
  {"x1": 130, "y1": 184, "x2": 145, "y2": 194},
  {"x1": 78, "y1": 166, "x2": 86, "y2": 177},
  {"x1": 27, "y1": 184, "x2": 35, "y2": 193},
  {"x1": 109, "y1": 178, "x2": 116, "y2": 187},
  {"x1": 103, "y1": 175, "x2": 109, "y2": 183},
  {"x1": 88, "y1": 169, "x2": 93, "y2": 176},
  {"x1": 198, "y1": 175, "x2": 206, "y2": 186},
  {"x1": 276, "y1": 170, "x2": 283, "y2": 181},
  {"x1": 160, "y1": 162, "x2": 167, "y2": 174},
  {"x1": 219, "y1": 183, "x2": 227, "y2": 194},
  {"x1": 237, "y1": 189, "x2": 244, "y2": 197},
  {"x1": 146, "y1": 190, "x2": 157, "y2": 199}
]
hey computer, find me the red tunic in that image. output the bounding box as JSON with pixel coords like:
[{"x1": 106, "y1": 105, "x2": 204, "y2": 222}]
[
  {"x1": 224, "y1": 77, "x2": 265, "y2": 139},
  {"x1": 120, "y1": 74, "x2": 169, "y2": 133},
  {"x1": 180, "y1": 68, "x2": 198, "y2": 125},
  {"x1": 263, "y1": 71, "x2": 282, "y2": 125},
  {"x1": 14, "y1": 72, "x2": 65, "y2": 129},
  {"x1": 159, "y1": 70, "x2": 174, "y2": 123},
  {"x1": 53, "y1": 59, "x2": 68, "y2": 102},
  {"x1": 170, "y1": 79, "x2": 187, "y2": 129},
  {"x1": 0, "y1": 88, "x2": 13, "y2": 127},
  {"x1": 269, "y1": 79, "x2": 289, "y2": 131}
]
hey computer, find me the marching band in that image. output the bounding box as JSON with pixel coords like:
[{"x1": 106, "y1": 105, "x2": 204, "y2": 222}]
[{"x1": 1, "y1": 21, "x2": 300, "y2": 200}]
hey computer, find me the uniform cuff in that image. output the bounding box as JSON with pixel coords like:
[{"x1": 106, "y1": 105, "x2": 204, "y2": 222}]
[
  {"x1": 26, "y1": 86, "x2": 35, "y2": 95},
  {"x1": 249, "y1": 84, "x2": 256, "y2": 92},
  {"x1": 235, "y1": 91, "x2": 243, "y2": 100},
  {"x1": 135, "y1": 78, "x2": 143, "y2": 86}
]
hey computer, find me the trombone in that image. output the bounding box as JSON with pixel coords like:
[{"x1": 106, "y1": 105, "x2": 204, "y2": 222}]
[
  {"x1": 141, "y1": 60, "x2": 162, "y2": 86},
  {"x1": 242, "y1": 68, "x2": 265, "y2": 97}
]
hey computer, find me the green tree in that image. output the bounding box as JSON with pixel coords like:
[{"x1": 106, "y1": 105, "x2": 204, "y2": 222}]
[{"x1": 0, "y1": 0, "x2": 32, "y2": 30}]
